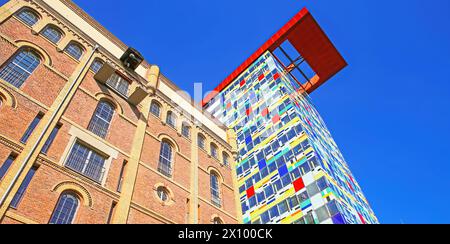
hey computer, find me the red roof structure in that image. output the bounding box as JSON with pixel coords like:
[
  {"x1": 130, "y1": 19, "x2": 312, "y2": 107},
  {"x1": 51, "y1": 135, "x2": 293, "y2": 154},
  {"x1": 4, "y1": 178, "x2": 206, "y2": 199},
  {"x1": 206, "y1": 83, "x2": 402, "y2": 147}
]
[{"x1": 202, "y1": 8, "x2": 347, "y2": 107}]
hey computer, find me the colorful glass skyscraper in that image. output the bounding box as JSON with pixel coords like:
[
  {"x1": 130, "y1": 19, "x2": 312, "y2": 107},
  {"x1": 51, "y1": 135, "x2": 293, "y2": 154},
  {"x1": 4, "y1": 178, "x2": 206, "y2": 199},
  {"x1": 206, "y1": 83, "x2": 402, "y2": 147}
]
[{"x1": 203, "y1": 8, "x2": 378, "y2": 224}]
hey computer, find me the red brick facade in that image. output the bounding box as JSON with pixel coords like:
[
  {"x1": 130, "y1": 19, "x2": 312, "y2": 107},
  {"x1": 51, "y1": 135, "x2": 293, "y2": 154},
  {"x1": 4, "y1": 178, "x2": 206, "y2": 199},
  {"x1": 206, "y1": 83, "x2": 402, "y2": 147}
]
[{"x1": 0, "y1": 0, "x2": 239, "y2": 224}]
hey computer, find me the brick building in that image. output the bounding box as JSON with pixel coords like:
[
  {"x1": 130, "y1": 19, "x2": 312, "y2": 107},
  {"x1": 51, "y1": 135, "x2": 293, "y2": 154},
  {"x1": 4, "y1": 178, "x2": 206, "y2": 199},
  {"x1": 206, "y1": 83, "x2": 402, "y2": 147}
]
[{"x1": 0, "y1": 0, "x2": 241, "y2": 224}]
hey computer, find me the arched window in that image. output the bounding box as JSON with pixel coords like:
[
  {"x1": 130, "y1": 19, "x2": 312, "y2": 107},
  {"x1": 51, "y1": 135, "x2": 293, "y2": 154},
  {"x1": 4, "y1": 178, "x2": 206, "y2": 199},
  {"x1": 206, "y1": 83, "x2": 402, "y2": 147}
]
[
  {"x1": 65, "y1": 42, "x2": 84, "y2": 60},
  {"x1": 41, "y1": 25, "x2": 63, "y2": 44},
  {"x1": 181, "y1": 123, "x2": 191, "y2": 139},
  {"x1": 156, "y1": 186, "x2": 169, "y2": 202},
  {"x1": 150, "y1": 101, "x2": 161, "y2": 118},
  {"x1": 198, "y1": 134, "x2": 206, "y2": 150},
  {"x1": 88, "y1": 101, "x2": 115, "y2": 139},
  {"x1": 223, "y1": 153, "x2": 230, "y2": 167},
  {"x1": 0, "y1": 49, "x2": 40, "y2": 88},
  {"x1": 16, "y1": 9, "x2": 39, "y2": 27},
  {"x1": 49, "y1": 193, "x2": 79, "y2": 224},
  {"x1": 158, "y1": 141, "x2": 173, "y2": 177},
  {"x1": 210, "y1": 172, "x2": 221, "y2": 207},
  {"x1": 166, "y1": 111, "x2": 177, "y2": 128},
  {"x1": 210, "y1": 143, "x2": 218, "y2": 159},
  {"x1": 90, "y1": 59, "x2": 103, "y2": 74},
  {"x1": 213, "y1": 217, "x2": 224, "y2": 224}
]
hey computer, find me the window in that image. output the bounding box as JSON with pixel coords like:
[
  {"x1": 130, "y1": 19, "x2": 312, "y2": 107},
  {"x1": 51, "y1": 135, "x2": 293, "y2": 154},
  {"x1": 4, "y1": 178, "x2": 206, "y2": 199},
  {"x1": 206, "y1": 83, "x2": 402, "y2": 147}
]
[
  {"x1": 213, "y1": 217, "x2": 223, "y2": 224},
  {"x1": 49, "y1": 193, "x2": 79, "y2": 224},
  {"x1": 65, "y1": 142, "x2": 107, "y2": 183},
  {"x1": 21, "y1": 113, "x2": 43, "y2": 144},
  {"x1": 269, "y1": 205, "x2": 279, "y2": 220},
  {"x1": 117, "y1": 160, "x2": 127, "y2": 193},
  {"x1": 306, "y1": 183, "x2": 320, "y2": 197},
  {"x1": 0, "y1": 154, "x2": 16, "y2": 181},
  {"x1": 90, "y1": 59, "x2": 103, "y2": 74},
  {"x1": 10, "y1": 166, "x2": 37, "y2": 208},
  {"x1": 150, "y1": 101, "x2": 161, "y2": 117},
  {"x1": 106, "y1": 201, "x2": 117, "y2": 224},
  {"x1": 64, "y1": 43, "x2": 84, "y2": 60},
  {"x1": 158, "y1": 141, "x2": 173, "y2": 177},
  {"x1": 16, "y1": 9, "x2": 39, "y2": 26},
  {"x1": 210, "y1": 143, "x2": 218, "y2": 159},
  {"x1": 304, "y1": 211, "x2": 316, "y2": 224},
  {"x1": 316, "y1": 205, "x2": 330, "y2": 223},
  {"x1": 277, "y1": 200, "x2": 290, "y2": 215},
  {"x1": 166, "y1": 111, "x2": 177, "y2": 128},
  {"x1": 0, "y1": 49, "x2": 40, "y2": 88},
  {"x1": 156, "y1": 186, "x2": 169, "y2": 202},
  {"x1": 327, "y1": 200, "x2": 340, "y2": 217},
  {"x1": 106, "y1": 73, "x2": 130, "y2": 96},
  {"x1": 88, "y1": 101, "x2": 114, "y2": 139},
  {"x1": 222, "y1": 153, "x2": 230, "y2": 166},
  {"x1": 288, "y1": 195, "x2": 299, "y2": 210},
  {"x1": 210, "y1": 172, "x2": 221, "y2": 207},
  {"x1": 41, "y1": 124, "x2": 61, "y2": 154},
  {"x1": 198, "y1": 134, "x2": 206, "y2": 150},
  {"x1": 181, "y1": 123, "x2": 190, "y2": 139},
  {"x1": 41, "y1": 26, "x2": 63, "y2": 44},
  {"x1": 316, "y1": 177, "x2": 329, "y2": 191}
]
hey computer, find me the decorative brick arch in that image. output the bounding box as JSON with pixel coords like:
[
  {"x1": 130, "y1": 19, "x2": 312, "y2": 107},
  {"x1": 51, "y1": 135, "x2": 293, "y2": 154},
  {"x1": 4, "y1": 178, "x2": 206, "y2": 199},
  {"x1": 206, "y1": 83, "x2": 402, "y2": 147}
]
[
  {"x1": 14, "y1": 40, "x2": 52, "y2": 66},
  {"x1": 157, "y1": 133, "x2": 180, "y2": 153},
  {"x1": 41, "y1": 23, "x2": 66, "y2": 38},
  {"x1": 0, "y1": 85, "x2": 17, "y2": 108},
  {"x1": 94, "y1": 92, "x2": 124, "y2": 115},
  {"x1": 52, "y1": 181, "x2": 93, "y2": 208},
  {"x1": 207, "y1": 166, "x2": 224, "y2": 183}
]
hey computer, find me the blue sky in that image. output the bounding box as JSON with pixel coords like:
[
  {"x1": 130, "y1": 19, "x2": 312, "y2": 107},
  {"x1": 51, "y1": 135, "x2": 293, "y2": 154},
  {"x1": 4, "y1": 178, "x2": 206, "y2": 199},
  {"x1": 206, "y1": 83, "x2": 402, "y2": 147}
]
[{"x1": 10, "y1": 0, "x2": 450, "y2": 223}]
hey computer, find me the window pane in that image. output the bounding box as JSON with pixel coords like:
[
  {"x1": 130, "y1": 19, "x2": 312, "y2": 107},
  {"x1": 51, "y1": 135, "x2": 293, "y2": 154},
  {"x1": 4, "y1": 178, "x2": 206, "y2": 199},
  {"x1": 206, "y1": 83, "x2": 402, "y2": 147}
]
[
  {"x1": 16, "y1": 10, "x2": 38, "y2": 26},
  {"x1": 223, "y1": 154, "x2": 229, "y2": 166},
  {"x1": 166, "y1": 112, "x2": 176, "y2": 128},
  {"x1": 198, "y1": 135, "x2": 205, "y2": 149},
  {"x1": 0, "y1": 155, "x2": 16, "y2": 180},
  {"x1": 0, "y1": 50, "x2": 40, "y2": 87},
  {"x1": 158, "y1": 142, "x2": 173, "y2": 177},
  {"x1": 10, "y1": 167, "x2": 37, "y2": 208},
  {"x1": 65, "y1": 142, "x2": 106, "y2": 183},
  {"x1": 21, "y1": 113, "x2": 43, "y2": 144},
  {"x1": 316, "y1": 205, "x2": 330, "y2": 223},
  {"x1": 182, "y1": 124, "x2": 190, "y2": 138},
  {"x1": 65, "y1": 43, "x2": 83, "y2": 60},
  {"x1": 41, "y1": 125, "x2": 60, "y2": 154},
  {"x1": 150, "y1": 102, "x2": 161, "y2": 117},
  {"x1": 106, "y1": 73, "x2": 129, "y2": 96},
  {"x1": 88, "y1": 101, "x2": 114, "y2": 139},
  {"x1": 306, "y1": 183, "x2": 320, "y2": 197},
  {"x1": 157, "y1": 187, "x2": 169, "y2": 202},
  {"x1": 327, "y1": 200, "x2": 340, "y2": 217},
  {"x1": 210, "y1": 173, "x2": 221, "y2": 207},
  {"x1": 90, "y1": 60, "x2": 103, "y2": 74},
  {"x1": 211, "y1": 144, "x2": 218, "y2": 158},
  {"x1": 41, "y1": 26, "x2": 62, "y2": 44},
  {"x1": 49, "y1": 193, "x2": 79, "y2": 224},
  {"x1": 316, "y1": 177, "x2": 329, "y2": 191}
]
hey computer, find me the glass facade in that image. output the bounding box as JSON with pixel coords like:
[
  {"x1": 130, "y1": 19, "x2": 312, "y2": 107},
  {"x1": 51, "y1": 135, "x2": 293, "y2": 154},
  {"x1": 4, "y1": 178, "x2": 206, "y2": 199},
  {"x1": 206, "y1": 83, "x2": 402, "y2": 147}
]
[{"x1": 205, "y1": 51, "x2": 377, "y2": 224}]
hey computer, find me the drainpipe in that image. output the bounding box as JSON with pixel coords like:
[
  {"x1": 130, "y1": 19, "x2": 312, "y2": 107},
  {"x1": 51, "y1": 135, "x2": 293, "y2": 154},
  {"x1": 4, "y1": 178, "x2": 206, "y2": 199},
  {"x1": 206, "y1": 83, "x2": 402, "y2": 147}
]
[{"x1": 0, "y1": 44, "x2": 99, "y2": 209}]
